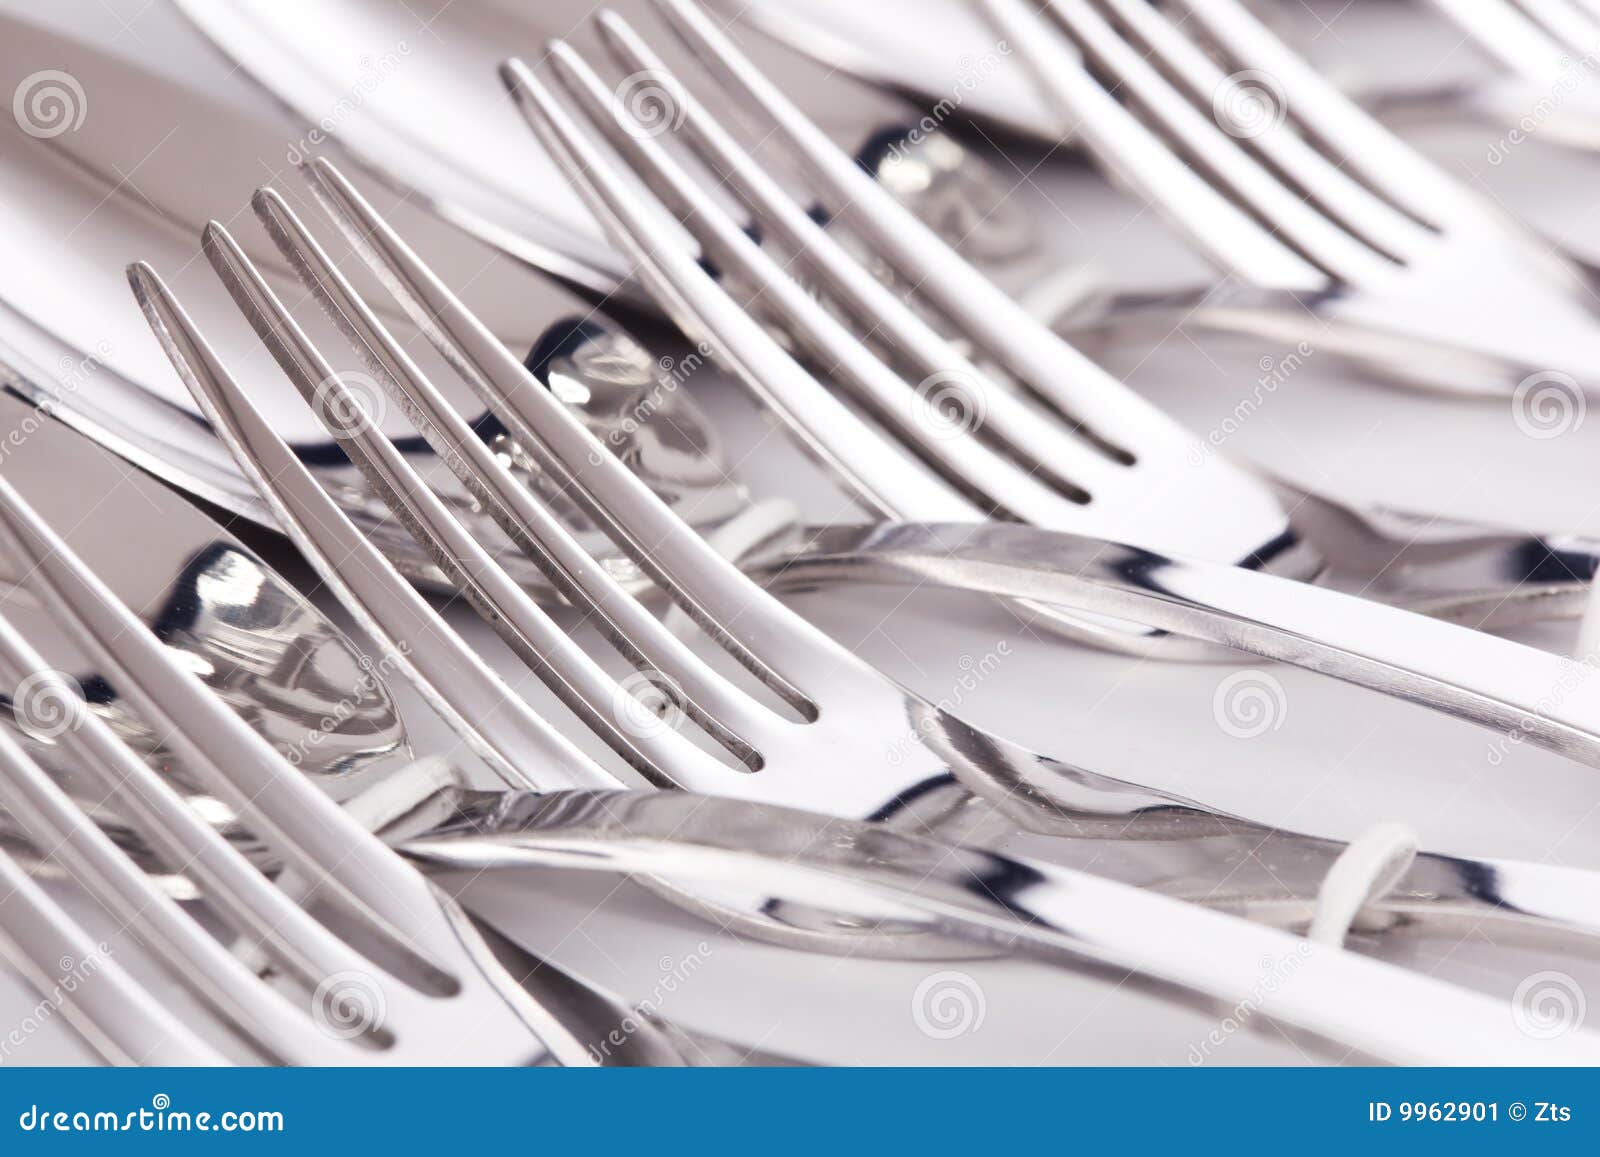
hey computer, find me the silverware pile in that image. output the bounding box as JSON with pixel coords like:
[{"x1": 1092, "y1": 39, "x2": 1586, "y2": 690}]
[{"x1": 2, "y1": 0, "x2": 1600, "y2": 1066}]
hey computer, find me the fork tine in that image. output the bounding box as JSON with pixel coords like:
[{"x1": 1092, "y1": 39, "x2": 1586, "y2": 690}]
[
  {"x1": 0, "y1": 829, "x2": 224, "y2": 1065},
  {"x1": 249, "y1": 186, "x2": 781, "y2": 755},
  {"x1": 1509, "y1": 0, "x2": 1600, "y2": 52},
  {"x1": 0, "y1": 472, "x2": 448, "y2": 954},
  {"x1": 1169, "y1": 0, "x2": 1474, "y2": 228},
  {"x1": 0, "y1": 642, "x2": 350, "y2": 1063},
  {"x1": 200, "y1": 220, "x2": 744, "y2": 788},
  {"x1": 588, "y1": 16, "x2": 1131, "y2": 492},
  {"x1": 1027, "y1": 0, "x2": 1393, "y2": 284},
  {"x1": 0, "y1": 605, "x2": 387, "y2": 990},
  {"x1": 129, "y1": 260, "x2": 621, "y2": 795},
  {"x1": 1429, "y1": 0, "x2": 1574, "y2": 74},
  {"x1": 542, "y1": 42, "x2": 1102, "y2": 519},
  {"x1": 300, "y1": 156, "x2": 847, "y2": 703},
  {"x1": 480, "y1": 72, "x2": 978, "y2": 526},
  {"x1": 649, "y1": 0, "x2": 1314, "y2": 447},
  {"x1": 1083, "y1": 0, "x2": 1430, "y2": 261}
]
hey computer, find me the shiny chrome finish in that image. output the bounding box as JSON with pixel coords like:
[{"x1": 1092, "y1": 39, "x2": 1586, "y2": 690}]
[
  {"x1": 983, "y1": 0, "x2": 1600, "y2": 399},
  {"x1": 128, "y1": 163, "x2": 1600, "y2": 960},
  {"x1": 0, "y1": 11, "x2": 749, "y2": 597},
  {"x1": 0, "y1": 473, "x2": 684, "y2": 1067},
  {"x1": 404, "y1": 789, "x2": 1600, "y2": 1065},
  {"x1": 1426, "y1": 0, "x2": 1600, "y2": 84},
  {"x1": 500, "y1": 0, "x2": 1600, "y2": 639},
  {"x1": 0, "y1": 387, "x2": 408, "y2": 878}
]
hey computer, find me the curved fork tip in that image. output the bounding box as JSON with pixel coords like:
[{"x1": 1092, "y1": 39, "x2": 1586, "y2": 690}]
[
  {"x1": 125, "y1": 260, "x2": 159, "y2": 296},
  {"x1": 498, "y1": 56, "x2": 534, "y2": 94}
]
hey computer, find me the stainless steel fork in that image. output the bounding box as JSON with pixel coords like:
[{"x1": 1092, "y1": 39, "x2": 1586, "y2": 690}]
[
  {"x1": 981, "y1": 0, "x2": 1600, "y2": 400},
  {"x1": 0, "y1": 475, "x2": 612, "y2": 1066},
  {"x1": 14, "y1": 465, "x2": 1557, "y2": 1065},
  {"x1": 123, "y1": 156, "x2": 1600, "y2": 962},
  {"x1": 502, "y1": 0, "x2": 1600, "y2": 645}
]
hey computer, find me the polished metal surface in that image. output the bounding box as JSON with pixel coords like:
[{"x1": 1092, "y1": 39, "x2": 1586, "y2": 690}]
[
  {"x1": 403, "y1": 788, "x2": 1600, "y2": 1065},
  {"x1": 985, "y1": 0, "x2": 1600, "y2": 400},
  {"x1": 7, "y1": 0, "x2": 1600, "y2": 1070},
  {"x1": 0, "y1": 8, "x2": 751, "y2": 595},
  {"x1": 0, "y1": 472, "x2": 622, "y2": 1066},
  {"x1": 0, "y1": 386, "x2": 408, "y2": 875},
  {"x1": 126, "y1": 154, "x2": 1600, "y2": 970},
  {"x1": 501, "y1": 0, "x2": 1600, "y2": 649},
  {"x1": 1425, "y1": 0, "x2": 1600, "y2": 87}
]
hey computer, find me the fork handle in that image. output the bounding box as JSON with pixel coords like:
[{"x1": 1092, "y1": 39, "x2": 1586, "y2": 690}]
[
  {"x1": 401, "y1": 789, "x2": 1600, "y2": 1065},
  {"x1": 755, "y1": 521, "x2": 1600, "y2": 769}
]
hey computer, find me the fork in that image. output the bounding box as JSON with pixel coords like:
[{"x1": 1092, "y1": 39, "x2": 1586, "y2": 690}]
[
  {"x1": 124, "y1": 154, "x2": 1600, "y2": 959},
  {"x1": 3, "y1": 479, "x2": 1513, "y2": 1068},
  {"x1": 500, "y1": 0, "x2": 1600, "y2": 647},
  {"x1": 1425, "y1": 0, "x2": 1600, "y2": 83},
  {"x1": 6, "y1": 406, "x2": 1578, "y2": 1065},
  {"x1": 976, "y1": 0, "x2": 1600, "y2": 401},
  {"x1": 0, "y1": 473, "x2": 616, "y2": 1066}
]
